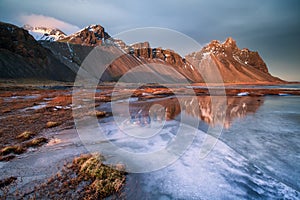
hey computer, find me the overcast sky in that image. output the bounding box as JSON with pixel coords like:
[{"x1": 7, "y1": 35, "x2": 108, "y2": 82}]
[{"x1": 0, "y1": 0, "x2": 299, "y2": 80}]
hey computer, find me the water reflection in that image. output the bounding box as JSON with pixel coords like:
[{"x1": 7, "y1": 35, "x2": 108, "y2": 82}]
[{"x1": 125, "y1": 96, "x2": 264, "y2": 129}]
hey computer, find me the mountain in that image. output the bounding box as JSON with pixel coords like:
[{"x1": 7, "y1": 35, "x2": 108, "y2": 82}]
[
  {"x1": 0, "y1": 22, "x2": 75, "y2": 81},
  {"x1": 0, "y1": 21, "x2": 285, "y2": 83},
  {"x1": 185, "y1": 37, "x2": 283, "y2": 83},
  {"x1": 57, "y1": 25, "x2": 110, "y2": 46},
  {"x1": 42, "y1": 26, "x2": 283, "y2": 83},
  {"x1": 23, "y1": 24, "x2": 66, "y2": 41},
  {"x1": 112, "y1": 42, "x2": 204, "y2": 82},
  {"x1": 43, "y1": 37, "x2": 204, "y2": 83}
]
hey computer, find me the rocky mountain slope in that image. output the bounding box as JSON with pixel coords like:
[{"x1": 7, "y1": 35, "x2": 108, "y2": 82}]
[
  {"x1": 0, "y1": 22, "x2": 75, "y2": 81},
  {"x1": 186, "y1": 37, "x2": 283, "y2": 83},
  {"x1": 0, "y1": 21, "x2": 284, "y2": 83}
]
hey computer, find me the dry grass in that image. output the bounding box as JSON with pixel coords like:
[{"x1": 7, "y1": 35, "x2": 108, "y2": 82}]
[
  {"x1": 46, "y1": 121, "x2": 61, "y2": 128},
  {"x1": 24, "y1": 137, "x2": 48, "y2": 148},
  {"x1": 0, "y1": 89, "x2": 74, "y2": 150},
  {"x1": 49, "y1": 95, "x2": 72, "y2": 106},
  {"x1": 27, "y1": 153, "x2": 127, "y2": 199},
  {"x1": 74, "y1": 153, "x2": 126, "y2": 198},
  {"x1": 16, "y1": 131, "x2": 36, "y2": 141},
  {"x1": 0, "y1": 89, "x2": 75, "y2": 162},
  {"x1": 0, "y1": 145, "x2": 25, "y2": 156},
  {"x1": 95, "y1": 111, "x2": 106, "y2": 118},
  {"x1": 0, "y1": 138, "x2": 48, "y2": 161}
]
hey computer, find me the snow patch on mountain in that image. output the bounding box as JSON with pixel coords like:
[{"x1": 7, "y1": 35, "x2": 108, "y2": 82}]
[{"x1": 23, "y1": 24, "x2": 66, "y2": 41}]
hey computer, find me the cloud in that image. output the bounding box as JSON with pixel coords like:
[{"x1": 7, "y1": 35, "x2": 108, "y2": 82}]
[
  {"x1": 20, "y1": 14, "x2": 80, "y2": 34},
  {"x1": 0, "y1": 0, "x2": 298, "y2": 80}
]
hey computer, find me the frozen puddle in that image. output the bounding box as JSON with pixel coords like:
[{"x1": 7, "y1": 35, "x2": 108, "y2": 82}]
[
  {"x1": 4, "y1": 95, "x2": 40, "y2": 101},
  {"x1": 21, "y1": 103, "x2": 47, "y2": 111}
]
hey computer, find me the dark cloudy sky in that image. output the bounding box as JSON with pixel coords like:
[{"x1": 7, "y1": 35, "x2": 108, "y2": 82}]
[{"x1": 1, "y1": 0, "x2": 299, "y2": 81}]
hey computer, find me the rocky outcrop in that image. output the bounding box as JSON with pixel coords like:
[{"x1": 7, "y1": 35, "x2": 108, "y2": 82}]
[
  {"x1": 185, "y1": 37, "x2": 284, "y2": 83},
  {"x1": 44, "y1": 37, "x2": 204, "y2": 83},
  {"x1": 112, "y1": 42, "x2": 204, "y2": 83},
  {"x1": 0, "y1": 22, "x2": 75, "y2": 81},
  {"x1": 109, "y1": 37, "x2": 283, "y2": 83},
  {"x1": 58, "y1": 25, "x2": 110, "y2": 46}
]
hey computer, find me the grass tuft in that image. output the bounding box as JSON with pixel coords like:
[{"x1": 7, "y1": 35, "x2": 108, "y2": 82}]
[
  {"x1": 0, "y1": 145, "x2": 25, "y2": 156},
  {"x1": 25, "y1": 137, "x2": 48, "y2": 148},
  {"x1": 46, "y1": 121, "x2": 60, "y2": 128},
  {"x1": 29, "y1": 153, "x2": 126, "y2": 199},
  {"x1": 16, "y1": 131, "x2": 36, "y2": 141}
]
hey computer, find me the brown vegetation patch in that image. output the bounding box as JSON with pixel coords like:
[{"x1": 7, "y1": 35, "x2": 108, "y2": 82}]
[
  {"x1": 49, "y1": 95, "x2": 72, "y2": 106},
  {"x1": 0, "y1": 138, "x2": 48, "y2": 162},
  {"x1": 46, "y1": 121, "x2": 61, "y2": 128},
  {"x1": 26, "y1": 153, "x2": 126, "y2": 199},
  {"x1": 0, "y1": 89, "x2": 74, "y2": 161},
  {"x1": 24, "y1": 137, "x2": 48, "y2": 148},
  {"x1": 16, "y1": 131, "x2": 36, "y2": 141},
  {"x1": 0, "y1": 145, "x2": 25, "y2": 156},
  {"x1": 0, "y1": 155, "x2": 16, "y2": 162},
  {"x1": 0, "y1": 176, "x2": 17, "y2": 189},
  {"x1": 95, "y1": 111, "x2": 107, "y2": 118}
]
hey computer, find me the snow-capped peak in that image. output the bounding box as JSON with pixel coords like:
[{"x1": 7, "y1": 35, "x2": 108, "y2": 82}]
[
  {"x1": 23, "y1": 24, "x2": 67, "y2": 41},
  {"x1": 57, "y1": 24, "x2": 111, "y2": 46}
]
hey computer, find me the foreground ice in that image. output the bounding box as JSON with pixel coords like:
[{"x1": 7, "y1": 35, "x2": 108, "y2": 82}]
[{"x1": 0, "y1": 96, "x2": 299, "y2": 199}]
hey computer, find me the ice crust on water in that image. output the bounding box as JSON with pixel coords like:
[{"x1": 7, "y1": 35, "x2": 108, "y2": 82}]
[{"x1": 94, "y1": 111, "x2": 299, "y2": 199}]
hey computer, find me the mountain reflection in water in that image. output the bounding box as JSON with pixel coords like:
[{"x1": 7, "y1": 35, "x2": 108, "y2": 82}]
[{"x1": 123, "y1": 96, "x2": 264, "y2": 129}]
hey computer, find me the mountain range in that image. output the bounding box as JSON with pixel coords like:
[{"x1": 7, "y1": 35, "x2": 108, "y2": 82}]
[{"x1": 0, "y1": 21, "x2": 284, "y2": 83}]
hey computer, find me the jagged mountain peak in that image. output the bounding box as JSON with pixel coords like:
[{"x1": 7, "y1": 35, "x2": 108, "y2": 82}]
[
  {"x1": 131, "y1": 41, "x2": 150, "y2": 49},
  {"x1": 58, "y1": 24, "x2": 110, "y2": 46},
  {"x1": 203, "y1": 37, "x2": 238, "y2": 55},
  {"x1": 80, "y1": 24, "x2": 108, "y2": 36},
  {"x1": 23, "y1": 24, "x2": 66, "y2": 41},
  {"x1": 185, "y1": 37, "x2": 283, "y2": 83},
  {"x1": 224, "y1": 37, "x2": 237, "y2": 48},
  {"x1": 0, "y1": 21, "x2": 285, "y2": 83}
]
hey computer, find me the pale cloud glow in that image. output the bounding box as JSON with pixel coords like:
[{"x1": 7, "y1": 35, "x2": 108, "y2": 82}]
[{"x1": 20, "y1": 14, "x2": 80, "y2": 35}]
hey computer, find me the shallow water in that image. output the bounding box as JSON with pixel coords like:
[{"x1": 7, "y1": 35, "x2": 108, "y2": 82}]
[{"x1": 190, "y1": 83, "x2": 300, "y2": 90}]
